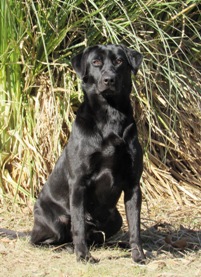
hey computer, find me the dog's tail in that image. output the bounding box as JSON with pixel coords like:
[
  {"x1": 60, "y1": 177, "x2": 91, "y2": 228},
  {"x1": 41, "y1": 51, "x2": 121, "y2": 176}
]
[{"x1": 0, "y1": 228, "x2": 30, "y2": 239}]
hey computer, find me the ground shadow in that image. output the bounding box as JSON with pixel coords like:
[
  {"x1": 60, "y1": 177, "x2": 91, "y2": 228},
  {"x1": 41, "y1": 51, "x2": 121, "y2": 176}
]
[
  {"x1": 57, "y1": 222, "x2": 201, "y2": 261},
  {"x1": 141, "y1": 221, "x2": 201, "y2": 256},
  {"x1": 87, "y1": 221, "x2": 201, "y2": 260},
  {"x1": 1, "y1": 221, "x2": 200, "y2": 262}
]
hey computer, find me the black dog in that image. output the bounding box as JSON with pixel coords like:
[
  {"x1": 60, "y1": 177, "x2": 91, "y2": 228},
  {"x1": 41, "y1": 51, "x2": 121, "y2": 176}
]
[{"x1": 30, "y1": 44, "x2": 145, "y2": 263}]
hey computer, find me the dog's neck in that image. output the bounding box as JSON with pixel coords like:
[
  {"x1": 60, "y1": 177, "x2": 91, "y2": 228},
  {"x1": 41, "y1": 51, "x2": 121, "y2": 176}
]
[
  {"x1": 79, "y1": 91, "x2": 134, "y2": 137},
  {"x1": 84, "y1": 90, "x2": 133, "y2": 117}
]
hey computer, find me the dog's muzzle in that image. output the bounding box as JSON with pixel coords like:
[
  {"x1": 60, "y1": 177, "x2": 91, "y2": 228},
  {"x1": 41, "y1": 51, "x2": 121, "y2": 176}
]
[{"x1": 98, "y1": 73, "x2": 117, "y2": 94}]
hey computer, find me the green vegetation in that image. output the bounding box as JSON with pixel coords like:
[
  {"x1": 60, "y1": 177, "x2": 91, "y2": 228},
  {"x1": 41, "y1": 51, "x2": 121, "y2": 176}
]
[{"x1": 0, "y1": 0, "x2": 200, "y2": 205}]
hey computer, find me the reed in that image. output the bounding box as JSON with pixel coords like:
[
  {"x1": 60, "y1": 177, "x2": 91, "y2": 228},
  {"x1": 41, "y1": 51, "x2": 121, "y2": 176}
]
[{"x1": 0, "y1": 0, "x2": 200, "y2": 205}]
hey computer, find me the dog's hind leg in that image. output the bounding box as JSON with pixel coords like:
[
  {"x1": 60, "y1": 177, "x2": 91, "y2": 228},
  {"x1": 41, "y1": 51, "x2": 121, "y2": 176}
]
[
  {"x1": 31, "y1": 214, "x2": 72, "y2": 246},
  {"x1": 0, "y1": 228, "x2": 30, "y2": 239},
  {"x1": 102, "y1": 208, "x2": 123, "y2": 239},
  {"x1": 86, "y1": 208, "x2": 123, "y2": 245}
]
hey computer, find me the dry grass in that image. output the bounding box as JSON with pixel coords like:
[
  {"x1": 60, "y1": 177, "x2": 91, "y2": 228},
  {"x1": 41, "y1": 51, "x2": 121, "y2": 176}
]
[
  {"x1": 1, "y1": 0, "x2": 201, "y2": 208},
  {"x1": 1, "y1": 5, "x2": 200, "y2": 275},
  {"x1": 0, "y1": 199, "x2": 200, "y2": 277}
]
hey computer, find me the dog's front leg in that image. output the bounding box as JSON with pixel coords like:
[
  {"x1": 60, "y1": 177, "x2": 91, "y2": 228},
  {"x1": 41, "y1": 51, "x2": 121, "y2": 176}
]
[
  {"x1": 70, "y1": 185, "x2": 97, "y2": 263},
  {"x1": 124, "y1": 185, "x2": 145, "y2": 263}
]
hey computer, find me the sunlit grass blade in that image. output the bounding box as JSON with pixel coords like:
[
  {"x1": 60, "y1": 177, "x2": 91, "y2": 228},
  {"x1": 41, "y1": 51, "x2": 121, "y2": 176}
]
[{"x1": 0, "y1": 0, "x2": 200, "y2": 205}]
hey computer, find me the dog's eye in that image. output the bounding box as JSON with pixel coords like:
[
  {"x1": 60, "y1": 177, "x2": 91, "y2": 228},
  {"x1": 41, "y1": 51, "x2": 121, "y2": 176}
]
[
  {"x1": 92, "y1": 59, "x2": 102, "y2": 66},
  {"x1": 115, "y1": 58, "x2": 123, "y2": 65}
]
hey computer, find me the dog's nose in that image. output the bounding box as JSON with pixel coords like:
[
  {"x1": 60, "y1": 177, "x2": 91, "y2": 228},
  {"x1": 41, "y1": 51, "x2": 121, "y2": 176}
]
[{"x1": 103, "y1": 76, "x2": 115, "y2": 86}]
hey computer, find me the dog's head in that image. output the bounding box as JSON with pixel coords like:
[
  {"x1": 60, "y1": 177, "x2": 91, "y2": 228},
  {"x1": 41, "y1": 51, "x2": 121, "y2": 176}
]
[{"x1": 71, "y1": 44, "x2": 142, "y2": 97}]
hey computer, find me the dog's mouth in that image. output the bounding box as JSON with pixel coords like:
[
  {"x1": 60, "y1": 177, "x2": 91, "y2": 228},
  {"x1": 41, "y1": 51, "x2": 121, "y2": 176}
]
[
  {"x1": 101, "y1": 88, "x2": 116, "y2": 96},
  {"x1": 98, "y1": 85, "x2": 117, "y2": 96}
]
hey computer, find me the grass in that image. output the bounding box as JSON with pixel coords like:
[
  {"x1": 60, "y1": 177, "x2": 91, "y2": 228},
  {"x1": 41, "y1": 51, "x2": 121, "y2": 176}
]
[
  {"x1": 1, "y1": 2, "x2": 200, "y2": 275},
  {"x1": 0, "y1": 0, "x2": 201, "y2": 206},
  {"x1": 0, "y1": 199, "x2": 200, "y2": 277}
]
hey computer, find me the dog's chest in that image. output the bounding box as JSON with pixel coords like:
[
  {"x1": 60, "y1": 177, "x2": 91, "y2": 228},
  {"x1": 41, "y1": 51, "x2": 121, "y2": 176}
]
[
  {"x1": 88, "y1": 131, "x2": 132, "y2": 202},
  {"x1": 96, "y1": 107, "x2": 127, "y2": 138}
]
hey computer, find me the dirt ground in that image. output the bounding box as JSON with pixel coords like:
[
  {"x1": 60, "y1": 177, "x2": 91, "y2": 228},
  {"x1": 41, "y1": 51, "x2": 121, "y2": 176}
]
[{"x1": 0, "y1": 199, "x2": 200, "y2": 277}]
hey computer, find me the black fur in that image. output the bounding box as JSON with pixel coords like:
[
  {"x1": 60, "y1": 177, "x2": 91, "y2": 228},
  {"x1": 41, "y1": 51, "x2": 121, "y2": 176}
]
[{"x1": 30, "y1": 44, "x2": 145, "y2": 263}]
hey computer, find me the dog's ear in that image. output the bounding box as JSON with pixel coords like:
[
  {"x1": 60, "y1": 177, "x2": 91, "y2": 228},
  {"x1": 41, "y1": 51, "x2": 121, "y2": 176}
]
[
  {"x1": 71, "y1": 46, "x2": 97, "y2": 79},
  {"x1": 71, "y1": 51, "x2": 86, "y2": 79},
  {"x1": 121, "y1": 46, "x2": 143, "y2": 75}
]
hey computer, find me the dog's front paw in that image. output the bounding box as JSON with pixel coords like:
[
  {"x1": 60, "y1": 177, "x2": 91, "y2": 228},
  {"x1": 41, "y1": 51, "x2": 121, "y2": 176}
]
[
  {"x1": 76, "y1": 252, "x2": 99, "y2": 264},
  {"x1": 75, "y1": 245, "x2": 99, "y2": 264},
  {"x1": 131, "y1": 245, "x2": 146, "y2": 264}
]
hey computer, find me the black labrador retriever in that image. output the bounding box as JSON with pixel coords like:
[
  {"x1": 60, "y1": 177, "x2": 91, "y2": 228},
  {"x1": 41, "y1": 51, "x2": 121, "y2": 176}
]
[{"x1": 30, "y1": 44, "x2": 145, "y2": 263}]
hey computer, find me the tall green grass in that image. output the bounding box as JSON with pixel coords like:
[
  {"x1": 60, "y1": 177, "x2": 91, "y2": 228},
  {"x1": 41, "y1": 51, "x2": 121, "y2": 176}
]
[{"x1": 0, "y1": 0, "x2": 200, "y2": 205}]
